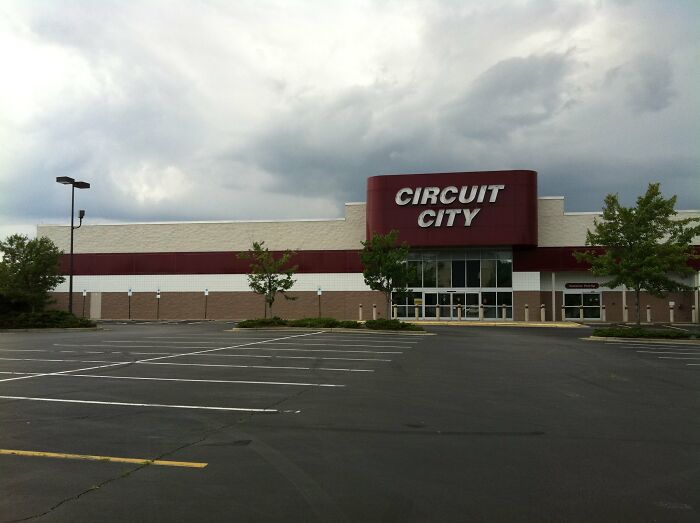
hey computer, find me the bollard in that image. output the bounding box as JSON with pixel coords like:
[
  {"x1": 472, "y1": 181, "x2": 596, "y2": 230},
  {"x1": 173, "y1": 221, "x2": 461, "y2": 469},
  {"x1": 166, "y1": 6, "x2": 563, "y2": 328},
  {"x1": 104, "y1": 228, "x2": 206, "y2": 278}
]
[
  {"x1": 414, "y1": 305, "x2": 420, "y2": 320},
  {"x1": 457, "y1": 304, "x2": 462, "y2": 320},
  {"x1": 669, "y1": 304, "x2": 674, "y2": 324},
  {"x1": 501, "y1": 304, "x2": 507, "y2": 320},
  {"x1": 561, "y1": 306, "x2": 565, "y2": 322},
  {"x1": 623, "y1": 305, "x2": 629, "y2": 323},
  {"x1": 601, "y1": 305, "x2": 606, "y2": 322},
  {"x1": 479, "y1": 305, "x2": 484, "y2": 321},
  {"x1": 579, "y1": 306, "x2": 584, "y2": 321},
  {"x1": 393, "y1": 305, "x2": 398, "y2": 320},
  {"x1": 524, "y1": 304, "x2": 529, "y2": 322},
  {"x1": 359, "y1": 304, "x2": 363, "y2": 321},
  {"x1": 372, "y1": 304, "x2": 377, "y2": 320},
  {"x1": 540, "y1": 304, "x2": 545, "y2": 322},
  {"x1": 436, "y1": 306, "x2": 441, "y2": 321},
  {"x1": 646, "y1": 305, "x2": 651, "y2": 323},
  {"x1": 692, "y1": 305, "x2": 697, "y2": 324}
]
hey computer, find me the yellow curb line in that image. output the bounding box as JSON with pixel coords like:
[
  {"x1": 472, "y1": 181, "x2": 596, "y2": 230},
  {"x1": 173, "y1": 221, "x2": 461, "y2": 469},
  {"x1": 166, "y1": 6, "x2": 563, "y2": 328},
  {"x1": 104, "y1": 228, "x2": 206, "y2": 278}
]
[{"x1": 0, "y1": 449, "x2": 207, "y2": 468}]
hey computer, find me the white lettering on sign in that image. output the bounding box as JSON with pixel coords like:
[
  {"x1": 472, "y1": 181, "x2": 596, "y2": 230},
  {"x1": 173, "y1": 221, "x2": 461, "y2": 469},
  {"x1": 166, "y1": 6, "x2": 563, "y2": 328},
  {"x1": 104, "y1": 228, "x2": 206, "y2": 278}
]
[{"x1": 396, "y1": 185, "x2": 503, "y2": 227}]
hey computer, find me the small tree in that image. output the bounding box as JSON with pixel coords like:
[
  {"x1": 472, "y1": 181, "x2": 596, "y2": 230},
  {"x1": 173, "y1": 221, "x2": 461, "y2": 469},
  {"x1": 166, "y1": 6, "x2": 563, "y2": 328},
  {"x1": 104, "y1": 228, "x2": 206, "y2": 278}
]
[
  {"x1": 574, "y1": 183, "x2": 700, "y2": 324},
  {"x1": 360, "y1": 230, "x2": 414, "y2": 318},
  {"x1": 238, "y1": 241, "x2": 297, "y2": 318},
  {"x1": 0, "y1": 234, "x2": 66, "y2": 313}
]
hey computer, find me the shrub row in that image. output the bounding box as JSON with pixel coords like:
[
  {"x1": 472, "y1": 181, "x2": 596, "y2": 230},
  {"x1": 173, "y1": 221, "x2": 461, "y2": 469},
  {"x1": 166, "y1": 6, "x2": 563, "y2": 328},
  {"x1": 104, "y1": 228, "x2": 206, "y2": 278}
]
[
  {"x1": 0, "y1": 310, "x2": 96, "y2": 329},
  {"x1": 236, "y1": 317, "x2": 423, "y2": 331},
  {"x1": 592, "y1": 327, "x2": 690, "y2": 339}
]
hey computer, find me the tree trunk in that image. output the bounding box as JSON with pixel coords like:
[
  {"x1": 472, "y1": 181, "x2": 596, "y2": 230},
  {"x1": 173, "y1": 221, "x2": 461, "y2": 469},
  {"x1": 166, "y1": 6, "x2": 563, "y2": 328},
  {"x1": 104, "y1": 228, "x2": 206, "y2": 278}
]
[
  {"x1": 635, "y1": 287, "x2": 641, "y2": 326},
  {"x1": 263, "y1": 298, "x2": 267, "y2": 319},
  {"x1": 386, "y1": 292, "x2": 391, "y2": 320}
]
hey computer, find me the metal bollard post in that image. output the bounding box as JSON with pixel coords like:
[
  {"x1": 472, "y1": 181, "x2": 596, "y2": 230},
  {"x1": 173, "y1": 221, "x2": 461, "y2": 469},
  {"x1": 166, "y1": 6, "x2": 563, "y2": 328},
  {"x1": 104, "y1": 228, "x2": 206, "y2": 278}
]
[
  {"x1": 393, "y1": 305, "x2": 398, "y2": 319},
  {"x1": 692, "y1": 305, "x2": 697, "y2": 324},
  {"x1": 561, "y1": 306, "x2": 565, "y2": 322},
  {"x1": 579, "y1": 306, "x2": 584, "y2": 321},
  {"x1": 359, "y1": 304, "x2": 363, "y2": 321},
  {"x1": 436, "y1": 306, "x2": 441, "y2": 321},
  {"x1": 601, "y1": 305, "x2": 606, "y2": 322},
  {"x1": 479, "y1": 305, "x2": 484, "y2": 321},
  {"x1": 414, "y1": 305, "x2": 420, "y2": 320},
  {"x1": 501, "y1": 305, "x2": 506, "y2": 320},
  {"x1": 372, "y1": 304, "x2": 377, "y2": 320},
  {"x1": 540, "y1": 304, "x2": 545, "y2": 322},
  {"x1": 524, "y1": 304, "x2": 529, "y2": 322},
  {"x1": 669, "y1": 304, "x2": 674, "y2": 324},
  {"x1": 457, "y1": 304, "x2": 462, "y2": 320},
  {"x1": 646, "y1": 305, "x2": 651, "y2": 323}
]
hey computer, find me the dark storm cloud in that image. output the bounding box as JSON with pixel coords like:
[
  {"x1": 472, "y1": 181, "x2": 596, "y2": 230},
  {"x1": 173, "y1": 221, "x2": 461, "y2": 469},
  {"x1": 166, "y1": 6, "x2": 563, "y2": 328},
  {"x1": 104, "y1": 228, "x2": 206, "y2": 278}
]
[
  {"x1": 445, "y1": 52, "x2": 575, "y2": 141},
  {"x1": 1, "y1": 0, "x2": 698, "y2": 236}
]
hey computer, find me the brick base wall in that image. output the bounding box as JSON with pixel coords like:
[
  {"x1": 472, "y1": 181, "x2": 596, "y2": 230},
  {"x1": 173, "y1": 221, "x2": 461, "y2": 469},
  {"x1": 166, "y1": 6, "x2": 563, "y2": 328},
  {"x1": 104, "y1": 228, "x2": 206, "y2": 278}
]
[{"x1": 49, "y1": 291, "x2": 386, "y2": 321}]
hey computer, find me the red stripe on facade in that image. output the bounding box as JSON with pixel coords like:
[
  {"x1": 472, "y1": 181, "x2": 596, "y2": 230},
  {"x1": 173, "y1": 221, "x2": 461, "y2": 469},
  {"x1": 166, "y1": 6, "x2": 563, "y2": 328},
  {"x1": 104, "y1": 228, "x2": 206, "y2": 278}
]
[
  {"x1": 60, "y1": 250, "x2": 365, "y2": 275},
  {"x1": 59, "y1": 246, "x2": 700, "y2": 276}
]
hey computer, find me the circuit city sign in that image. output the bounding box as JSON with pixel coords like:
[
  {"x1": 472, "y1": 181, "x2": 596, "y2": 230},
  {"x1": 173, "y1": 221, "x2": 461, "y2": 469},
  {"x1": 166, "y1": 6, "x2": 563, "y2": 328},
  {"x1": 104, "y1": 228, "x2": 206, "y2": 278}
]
[
  {"x1": 394, "y1": 185, "x2": 505, "y2": 228},
  {"x1": 366, "y1": 170, "x2": 538, "y2": 247}
]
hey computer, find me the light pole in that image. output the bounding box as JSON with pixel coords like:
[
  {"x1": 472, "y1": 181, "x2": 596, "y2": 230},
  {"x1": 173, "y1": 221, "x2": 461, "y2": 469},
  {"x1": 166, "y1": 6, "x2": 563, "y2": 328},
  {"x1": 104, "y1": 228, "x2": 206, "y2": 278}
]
[{"x1": 56, "y1": 176, "x2": 90, "y2": 315}]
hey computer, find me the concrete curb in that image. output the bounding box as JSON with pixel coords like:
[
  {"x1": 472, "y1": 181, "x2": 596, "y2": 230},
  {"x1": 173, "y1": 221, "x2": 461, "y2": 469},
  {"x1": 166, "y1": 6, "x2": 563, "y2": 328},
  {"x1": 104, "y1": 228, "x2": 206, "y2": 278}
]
[
  {"x1": 584, "y1": 336, "x2": 700, "y2": 344},
  {"x1": 411, "y1": 321, "x2": 585, "y2": 329},
  {"x1": 226, "y1": 327, "x2": 433, "y2": 336},
  {"x1": 0, "y1": 327, "x2": 103, "y2": 333}
]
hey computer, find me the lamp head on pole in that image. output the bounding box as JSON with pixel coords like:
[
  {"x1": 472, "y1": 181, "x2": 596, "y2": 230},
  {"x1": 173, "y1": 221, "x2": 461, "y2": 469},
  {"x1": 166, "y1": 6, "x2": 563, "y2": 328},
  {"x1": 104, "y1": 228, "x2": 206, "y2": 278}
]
[
  {"x1": 73, "y1": 181, "x2": 90, "y2": 189},
  {"x1": 56, "y1": 176, "x2": 75, "y2": 185}
]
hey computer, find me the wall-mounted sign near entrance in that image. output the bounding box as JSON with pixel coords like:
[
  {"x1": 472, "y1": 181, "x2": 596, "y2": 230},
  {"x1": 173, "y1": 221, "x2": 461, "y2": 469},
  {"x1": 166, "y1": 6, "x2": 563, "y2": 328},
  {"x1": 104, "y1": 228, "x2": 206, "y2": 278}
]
[
  {"x1": 366, "y1": 170, "x2": 537, "y2": 247},
  {"x1": 565, "y1": 283, "x2": 599, "y2": 289}
]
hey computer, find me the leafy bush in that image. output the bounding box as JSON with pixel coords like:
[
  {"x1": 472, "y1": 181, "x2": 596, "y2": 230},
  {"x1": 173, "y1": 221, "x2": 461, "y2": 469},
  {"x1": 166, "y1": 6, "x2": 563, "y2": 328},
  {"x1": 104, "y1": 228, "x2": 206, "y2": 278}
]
[
  {"x1": 365, "y1": 318, "x2": 423, "y2": 331},
  {"x1": 338, "y1": 320, "x2": 361, "y2": 329},
  {"x1": 236, "y1": 317, "x2": 288, "y2": 328},
  {"x1": 0, "y1": 310, "x2": 95, "y2": 329},
  {"x1": 593, "y1": 327, "x2": 689, "y2": 339},
  {"x1": 287, "y1": 317, "x2": 340, "y2": 328}
]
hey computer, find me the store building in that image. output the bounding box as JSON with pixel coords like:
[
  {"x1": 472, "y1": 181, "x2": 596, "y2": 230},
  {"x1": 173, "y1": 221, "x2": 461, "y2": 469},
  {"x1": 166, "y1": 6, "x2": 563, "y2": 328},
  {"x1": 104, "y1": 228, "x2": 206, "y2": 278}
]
[{"x1": 39, "y1": 170, "x2": 700, "y2": 322}]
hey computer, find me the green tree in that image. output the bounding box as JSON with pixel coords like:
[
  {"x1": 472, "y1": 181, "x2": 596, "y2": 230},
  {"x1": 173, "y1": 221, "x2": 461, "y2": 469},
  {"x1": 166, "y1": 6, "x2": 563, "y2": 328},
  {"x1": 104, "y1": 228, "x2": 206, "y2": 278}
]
[
  {"x1": 238, "y1": 241, "x2": 297, "y2": 318},
  {"x1": 0, "y1": 234, "x2": 66, "y2": 313},
  {"x1": 574, "y1": 183, "x2": 700, "y2": 324},
  {"x1": 360, "y1": 230, "x2": 414, "y2": 318}
]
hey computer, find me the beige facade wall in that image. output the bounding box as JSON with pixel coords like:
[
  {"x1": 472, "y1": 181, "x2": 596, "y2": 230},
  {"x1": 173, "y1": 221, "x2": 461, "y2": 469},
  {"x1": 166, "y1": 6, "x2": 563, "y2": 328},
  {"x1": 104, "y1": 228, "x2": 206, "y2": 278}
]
[
  {"x1": 538, "y1": 197, "x2": 700, "y2": 247},
  {"x1": 38, "y1": 203, "x2": 367, "y2": 253},
  {"x1": 38, "y1": 196, "x2": 699, "y2": 253}
]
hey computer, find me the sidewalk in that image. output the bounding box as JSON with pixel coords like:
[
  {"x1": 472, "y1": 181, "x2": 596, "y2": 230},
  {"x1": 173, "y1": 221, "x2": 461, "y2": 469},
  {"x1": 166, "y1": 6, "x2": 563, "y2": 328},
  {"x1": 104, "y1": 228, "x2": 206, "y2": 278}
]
[{"x1": 409, "y1": 320, "x2": 585, "y2": 328}]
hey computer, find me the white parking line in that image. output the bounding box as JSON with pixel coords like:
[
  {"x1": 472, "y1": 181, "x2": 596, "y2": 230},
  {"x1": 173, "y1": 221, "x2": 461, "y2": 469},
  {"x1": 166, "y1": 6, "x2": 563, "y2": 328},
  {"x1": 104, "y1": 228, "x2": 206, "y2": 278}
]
[
  {"x1": 223, "y1": 347, "x2": 402, "y2": 355},
  {"x1": 0, "y1": 395, "x2": 281, "y2": 413},
  {"x1": 260, "y1": 342, "x2": 409, "y2": 349},
  {"x1": 0, "y1": 371, "x2": 344, "y2": 387},
  {"x1": 658, "y1": 356, "x2": 700, "y2": 360},
  {"x1": 0, "y1": 331, "x2": 325, "y2": 384},
  {"x1": 141, "y1": 337, "x2": 419, "y2": 344},
  {"x1": 637, "y1": 351, "x2": 700, "y2": 355},
  {"x1": 0, "y1": 357, "x2": 373, "y2": 373}
]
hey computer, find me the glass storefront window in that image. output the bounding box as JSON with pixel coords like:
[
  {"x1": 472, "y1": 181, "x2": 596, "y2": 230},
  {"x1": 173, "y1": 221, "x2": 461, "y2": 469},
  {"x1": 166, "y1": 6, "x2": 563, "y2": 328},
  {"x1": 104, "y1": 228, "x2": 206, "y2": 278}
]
[
  {"x1": 452, "y1": 260, "x2": 466, "y2": 287},
  {"x1": 423, "y1": 260, "x2": 437, "y2": 287},
  {"x1": 437, "y1": 261, "x2": 451, "y2": 287},
  {"x1": 466, "y1": 260, "x2": 480, "y2": 287},
  {"x1": 497, "y1": 260, "x2": 512, "y2": 287},
  {"x1": 481, "y1": 260, "x2": 497, "y2": 287},
  {"x1": 407, "y1": 260, "x2": 422, "y2": 287}
]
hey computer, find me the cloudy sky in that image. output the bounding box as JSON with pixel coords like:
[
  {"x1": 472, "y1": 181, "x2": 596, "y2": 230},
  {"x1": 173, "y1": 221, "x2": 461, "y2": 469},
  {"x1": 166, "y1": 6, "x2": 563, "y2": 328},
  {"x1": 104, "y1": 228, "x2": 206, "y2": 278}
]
[{"x1": 1, "y1": 0, "x2": 698, "y2": 238}]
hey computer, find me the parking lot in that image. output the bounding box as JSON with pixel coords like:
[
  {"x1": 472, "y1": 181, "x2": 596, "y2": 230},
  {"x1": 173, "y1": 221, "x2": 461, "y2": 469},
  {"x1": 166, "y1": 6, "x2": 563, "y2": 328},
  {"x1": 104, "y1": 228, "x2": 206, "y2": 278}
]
[{"x1": 1, "y1": 324, "x2": 698, "y2": 522}]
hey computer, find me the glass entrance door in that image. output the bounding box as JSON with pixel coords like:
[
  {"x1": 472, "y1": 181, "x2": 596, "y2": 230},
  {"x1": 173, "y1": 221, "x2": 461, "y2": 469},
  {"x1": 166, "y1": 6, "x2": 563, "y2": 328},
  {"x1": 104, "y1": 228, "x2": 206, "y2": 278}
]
[{"x1": 431, "y1": 292, "x2": 481, "y2": 320}]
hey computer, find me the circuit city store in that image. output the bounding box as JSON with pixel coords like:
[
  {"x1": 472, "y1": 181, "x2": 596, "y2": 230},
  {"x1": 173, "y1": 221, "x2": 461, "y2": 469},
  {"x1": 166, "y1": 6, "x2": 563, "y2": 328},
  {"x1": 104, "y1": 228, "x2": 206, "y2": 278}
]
[{"x1": 40, "y1": 170, "x2": 700, "y2": 322}]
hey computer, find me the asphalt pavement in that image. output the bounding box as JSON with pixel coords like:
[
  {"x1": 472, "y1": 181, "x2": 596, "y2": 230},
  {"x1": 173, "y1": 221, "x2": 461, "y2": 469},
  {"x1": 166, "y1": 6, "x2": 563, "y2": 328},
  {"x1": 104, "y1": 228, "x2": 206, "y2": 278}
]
[{"x1": 0, "y1": 322, "x2": 698, "y2": 522}]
